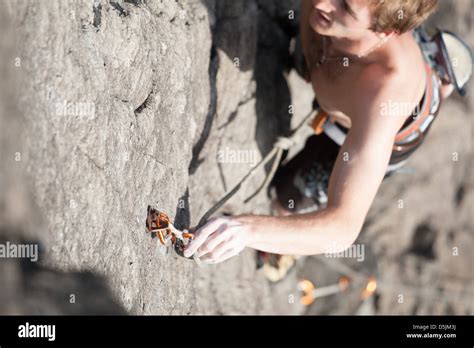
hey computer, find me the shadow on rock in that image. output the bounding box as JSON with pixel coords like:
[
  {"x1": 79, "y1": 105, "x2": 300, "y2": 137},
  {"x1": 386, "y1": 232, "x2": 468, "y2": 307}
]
[
  {"x1": 0, "y1": 233, "x2": 126, "y2": 315},
  {"x1": 195, "y1": 0, "x2": 302, "y2": 171}
]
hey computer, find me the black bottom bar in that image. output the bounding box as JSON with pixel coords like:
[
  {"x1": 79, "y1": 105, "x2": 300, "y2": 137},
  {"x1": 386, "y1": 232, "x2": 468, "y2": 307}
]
[{"x1": 0, "y1": 315, "x2": 472, "y2": 346}]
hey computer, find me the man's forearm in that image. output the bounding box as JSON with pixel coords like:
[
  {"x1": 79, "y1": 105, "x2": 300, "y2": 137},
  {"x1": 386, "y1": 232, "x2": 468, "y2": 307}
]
[{"x1": 238, "y1": 207, "x2": 359, "y2": 256}]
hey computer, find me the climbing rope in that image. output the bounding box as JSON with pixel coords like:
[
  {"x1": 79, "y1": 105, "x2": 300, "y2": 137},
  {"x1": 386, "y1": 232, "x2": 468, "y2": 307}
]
[
  {"x1": 146, "y1": 108, "x2": 316, "y2": 261},
  {"x1": 197, "y1": 108, "x2": 316, "y2": 228}
]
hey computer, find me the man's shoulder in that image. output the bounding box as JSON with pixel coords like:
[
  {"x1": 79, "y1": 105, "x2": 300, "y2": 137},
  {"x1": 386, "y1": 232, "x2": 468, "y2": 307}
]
[
  {"x1": 357, "y1": 60, "x2": 418, "y2": 107},
  {"x1": 358, "y1": 61, "x2": 399, "y2": 91},
  {"x1": 350, "y1": 63, "x2": 418, "y2": 132},
  {"x1": 357, "y1": 45, "x2": 425, "y2": 104}
]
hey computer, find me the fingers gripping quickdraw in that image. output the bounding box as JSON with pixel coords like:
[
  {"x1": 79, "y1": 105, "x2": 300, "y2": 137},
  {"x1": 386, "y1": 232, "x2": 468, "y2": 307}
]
[{"x1": 145, "y1": 206, "x2": 194, "y2": 256}]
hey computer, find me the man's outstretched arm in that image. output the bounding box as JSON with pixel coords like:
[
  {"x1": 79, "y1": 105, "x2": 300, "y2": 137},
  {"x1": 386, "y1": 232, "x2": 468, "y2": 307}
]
[
  {"x1": 243, "y1": 94, "x2": 399, "y2": 255},
  {"x1": 183, "y1": 73, "x2": 405, "y2": 262}
]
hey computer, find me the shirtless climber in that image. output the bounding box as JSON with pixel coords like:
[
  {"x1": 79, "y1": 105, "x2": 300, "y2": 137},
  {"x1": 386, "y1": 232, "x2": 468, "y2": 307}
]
[{"x1": 183, "y1": 0, "x2": 472, "y2": 278}]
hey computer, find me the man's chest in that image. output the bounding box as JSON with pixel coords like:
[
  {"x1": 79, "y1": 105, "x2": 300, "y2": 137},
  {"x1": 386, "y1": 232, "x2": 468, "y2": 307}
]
[{"x1": 310, "y1": 65, "x2": 364, "y2": 127}]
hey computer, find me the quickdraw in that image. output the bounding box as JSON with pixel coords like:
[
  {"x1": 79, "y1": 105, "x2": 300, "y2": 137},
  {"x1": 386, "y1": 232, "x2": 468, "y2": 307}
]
[
  {"x1": 146, "y1": 110, "x2": 313, "y2": 262},
  {"x1": 145, "y1": 206, "x2": 194, "y2": 257},
  {"x1": 144, "y1": 110, "x2": 316, "y2": 257}
]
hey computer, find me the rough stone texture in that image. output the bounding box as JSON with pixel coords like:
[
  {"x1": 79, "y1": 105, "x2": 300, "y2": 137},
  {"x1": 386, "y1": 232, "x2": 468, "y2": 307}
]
[
  {"x1": 0, "y1": 2, "x2": 125, "y2": 315},
  {"x1": 2, "y1": 0, "x2": 304, "y2": 315},
  {"x1": 1, "y1": 0, "x2": 472, "y2": 315}
]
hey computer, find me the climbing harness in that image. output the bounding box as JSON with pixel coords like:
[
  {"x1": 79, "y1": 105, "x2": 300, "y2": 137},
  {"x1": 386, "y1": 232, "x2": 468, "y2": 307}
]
[
  {"x1": 311, "y1": 62, "x2": 441, "y2": 170},
  {"x1": 311, "y1": 26, "x2": 473, "y2": 170},
  {"x1": 418, "y1": 27, "x2": 473, "y2": 96}
]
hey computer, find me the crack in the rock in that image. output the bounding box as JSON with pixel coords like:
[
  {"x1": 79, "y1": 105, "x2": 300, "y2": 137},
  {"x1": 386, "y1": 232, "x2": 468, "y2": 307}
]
[
  {"x1": 141, "y1": 152, "x2": 167, "y2": 167},
  {"x1": 173, "y1": 188, "x2": 190, "y2": 230},
  {"x1": 109, "y1": 1, "x2": 129, "y2": 17},
  {"x1": 77, "y1": 147, "x2": 105, "y2": 171},
  {"x1": 124, "y1": 0, "x2": 145, "y2": 6},
  {"x1": 188, "y1": 45, "x2": 219, "y2": 175},
  {"x1": 134, "y1": 89, "x2": 153, "y2": 115},
  {"x1": 93, "y1": 1, "x2": 102, "y2": 29},
  {"x1": 216, "y1": 135, "x2": 227, "y2": 192},
  {"x1": 217, "y1": 92, "x2": 256, "y2": 130}
]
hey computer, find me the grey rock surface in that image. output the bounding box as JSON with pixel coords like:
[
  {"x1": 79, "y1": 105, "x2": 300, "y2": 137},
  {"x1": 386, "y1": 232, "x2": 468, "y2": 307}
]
[
  {"x1": 1, "y1": 0, "x2": 472, "y2": 315},
  {"x1": 0, "y1": 1, "x2": 125, "y2": 315},
  {"x1": 3, "y1": 0, "x2": 303, "y2": 315}
]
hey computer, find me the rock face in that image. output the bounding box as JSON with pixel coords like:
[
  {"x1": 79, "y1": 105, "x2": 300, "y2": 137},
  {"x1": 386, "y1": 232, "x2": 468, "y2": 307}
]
[
  {"x1": 1, "y1": 0, "x2": 472, "y2": 315},
  {"x1": 0, "y1": 1, "x2": 125, "y2": 315},
  {"x1": 3, "y1": 0, "x2": 303, "y2": 315}
]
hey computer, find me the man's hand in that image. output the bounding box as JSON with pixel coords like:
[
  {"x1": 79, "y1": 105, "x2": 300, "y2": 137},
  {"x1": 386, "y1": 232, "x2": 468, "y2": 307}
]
[{"x1": 183, "y1": 215, "x2": 253, "y2": 264}]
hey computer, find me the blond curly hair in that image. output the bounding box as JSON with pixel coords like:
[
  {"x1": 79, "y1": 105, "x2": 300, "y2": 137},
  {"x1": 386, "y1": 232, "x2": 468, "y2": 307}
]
[{"x1": 369, "y1": 0, "x2": 438, "y2": 34}]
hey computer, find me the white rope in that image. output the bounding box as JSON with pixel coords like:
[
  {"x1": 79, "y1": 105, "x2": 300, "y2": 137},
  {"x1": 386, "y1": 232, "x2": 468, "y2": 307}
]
[{"x1": 197, "y1": 109, "x2": 316, "y2": 228}]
